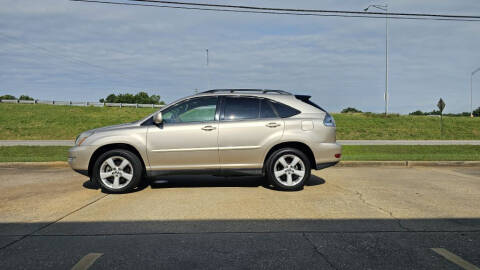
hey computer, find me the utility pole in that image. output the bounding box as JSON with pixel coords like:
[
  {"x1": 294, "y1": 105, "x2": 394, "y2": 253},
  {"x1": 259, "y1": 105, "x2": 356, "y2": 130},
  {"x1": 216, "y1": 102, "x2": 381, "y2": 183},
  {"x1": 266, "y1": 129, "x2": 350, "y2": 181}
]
[{"x1": 364, "y1": 4, "x2": 389, "y2": 115}]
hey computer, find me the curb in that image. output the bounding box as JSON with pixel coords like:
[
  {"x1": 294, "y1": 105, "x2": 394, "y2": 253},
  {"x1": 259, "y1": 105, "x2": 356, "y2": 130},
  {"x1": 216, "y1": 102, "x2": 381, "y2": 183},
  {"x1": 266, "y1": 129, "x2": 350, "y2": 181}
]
[
  {"x1": 0, "y1": 161, "x2": 69, "y2": 168},
  {"x1": 0, "y1": 161, "x2": 479, "y2": 168},
  {"x1": 338, "y1": 161, "x2": 480, "y2": 167}
]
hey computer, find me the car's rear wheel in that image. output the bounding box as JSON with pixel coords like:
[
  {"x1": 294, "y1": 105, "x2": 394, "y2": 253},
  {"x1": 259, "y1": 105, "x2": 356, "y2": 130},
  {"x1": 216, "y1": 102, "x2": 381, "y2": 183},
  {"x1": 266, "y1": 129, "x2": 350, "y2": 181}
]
[
  {"x1": 93, "y1": 149, "x2": 143, "y2": 193},
  {"x1": 266, "y1": 148, "x2": 311, "y2": 191}
]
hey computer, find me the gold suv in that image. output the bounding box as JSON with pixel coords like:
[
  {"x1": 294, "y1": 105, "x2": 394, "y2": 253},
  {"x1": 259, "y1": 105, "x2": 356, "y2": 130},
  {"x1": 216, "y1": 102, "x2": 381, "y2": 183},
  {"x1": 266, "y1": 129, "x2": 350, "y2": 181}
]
[{"x1": 69, "y1": 89, "x2": 341, "y2": 192}]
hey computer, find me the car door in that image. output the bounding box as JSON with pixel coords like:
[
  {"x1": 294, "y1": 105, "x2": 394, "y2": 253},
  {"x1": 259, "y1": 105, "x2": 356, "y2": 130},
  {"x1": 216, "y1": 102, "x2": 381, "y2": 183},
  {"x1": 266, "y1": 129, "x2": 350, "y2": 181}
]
[
  {"x1": 146, "y1": 96, "x2": 220, "y2": 173},
  {"x1": 218, "y1": 96, "x2": 284, "y2": 172}
]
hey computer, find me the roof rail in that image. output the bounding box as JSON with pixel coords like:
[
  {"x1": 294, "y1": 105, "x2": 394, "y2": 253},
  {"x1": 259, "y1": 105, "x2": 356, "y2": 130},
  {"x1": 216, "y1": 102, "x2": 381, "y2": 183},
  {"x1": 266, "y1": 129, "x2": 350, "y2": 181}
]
[{"x1": 201, "y1": 89, "x2": 292, "y2": 95}]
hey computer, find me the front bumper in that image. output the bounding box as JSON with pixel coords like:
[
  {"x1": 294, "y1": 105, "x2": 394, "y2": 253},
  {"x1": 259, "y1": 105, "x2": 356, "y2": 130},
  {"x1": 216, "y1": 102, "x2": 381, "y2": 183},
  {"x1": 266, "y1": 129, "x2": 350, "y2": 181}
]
[
  {"x1": 68, "y1": 145, "x2": 97, "y2": 176},
  {"x1": 316, "y1": 161, "x2": 339, "y2": 170}
]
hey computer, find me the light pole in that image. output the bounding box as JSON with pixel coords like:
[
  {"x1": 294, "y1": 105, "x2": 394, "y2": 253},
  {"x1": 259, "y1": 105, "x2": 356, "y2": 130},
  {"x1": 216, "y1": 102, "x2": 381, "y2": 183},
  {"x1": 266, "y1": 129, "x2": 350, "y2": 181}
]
[
  {"x1": 206, "y1": 49, "x2": 211, "y2": 90},
  {"x1": 364, "y1": 4, "x2": 388, "y2": 115},
  {"x1": 471, "y1": 67, "x2": 480, "y2": 117}
]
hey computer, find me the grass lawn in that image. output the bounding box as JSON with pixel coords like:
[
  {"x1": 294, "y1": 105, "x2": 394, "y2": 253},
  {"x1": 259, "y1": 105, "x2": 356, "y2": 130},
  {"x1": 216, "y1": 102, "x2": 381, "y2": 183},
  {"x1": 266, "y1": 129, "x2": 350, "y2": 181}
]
[
  {"x1": 0, "y1": 146, "x2": 70, "y2": 162},
  {"x1": 1, "y1": 103, "x2": 480, "y2": 140},
  {"x1": 334, "y1": 113, "x2": 480, "y2": 140},
  {"x1": 1, "y1": 145, "x2": 480, "y2": 162},
  {"x1": 0, "y1": 103, "x2": 156, "y2": 140},
  {"x1": 342, "y1": 145, "x2": 480, "y2": 161}
]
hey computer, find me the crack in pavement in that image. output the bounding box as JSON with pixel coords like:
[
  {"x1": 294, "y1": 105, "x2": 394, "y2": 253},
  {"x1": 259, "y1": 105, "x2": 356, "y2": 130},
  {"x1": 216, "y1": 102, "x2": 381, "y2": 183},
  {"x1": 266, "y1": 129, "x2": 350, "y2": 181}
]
[
  {"x1": 0, "y1": 194, "x2": 109, "y2": 250},
  {"x1": 332, "y1": 184, "x2": 412, "y2": 232},
  {"x1": 303, "y1": 232, "x2": 339, "y2": 270}
]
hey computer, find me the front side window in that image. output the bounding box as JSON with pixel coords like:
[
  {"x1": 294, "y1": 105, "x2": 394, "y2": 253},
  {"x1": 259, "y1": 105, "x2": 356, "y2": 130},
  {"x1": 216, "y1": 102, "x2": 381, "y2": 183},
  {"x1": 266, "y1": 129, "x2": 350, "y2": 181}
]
[
  {"x1": 222, "y1": 97, "x2": 260, "y2": 120},
  {"x1": 162, "y1": 97, "x2": 217, "y2": 123}
]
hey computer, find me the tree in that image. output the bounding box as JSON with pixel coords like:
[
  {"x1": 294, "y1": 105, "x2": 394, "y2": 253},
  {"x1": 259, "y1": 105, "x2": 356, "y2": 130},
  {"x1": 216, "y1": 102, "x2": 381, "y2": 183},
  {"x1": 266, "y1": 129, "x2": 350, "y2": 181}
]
[
  {"x1": 473, "y1": 107, "x2": 480, "y2": 117},
  {"x1": 341, "y1": 107, "x2": 362, "y2": 113},
  {"x1": 0, "y1": 94, "x2": 16, "y2": 100},
  {"x1": 19, "y1": 95, "x2": 34, "y2": 100},
  {"x1": 437, "y1": 98, "x2": 446, "y2": 137},
  {"x1": 99, "y1": 92, "x2": 164, "y2": 104},
  {"x1": 409, "y1": 110, "x2": 424, "y2": 116}
]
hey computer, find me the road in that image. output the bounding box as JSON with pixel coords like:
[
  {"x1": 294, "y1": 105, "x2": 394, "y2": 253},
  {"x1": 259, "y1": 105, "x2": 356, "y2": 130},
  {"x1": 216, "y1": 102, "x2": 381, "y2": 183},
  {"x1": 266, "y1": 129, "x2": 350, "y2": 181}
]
[
  {"x1": 2, "y1": 140, "x2": 480, "y2": 146},
  {"x1": 0, "y1": 165, "x2": 479, "y2": 269}
]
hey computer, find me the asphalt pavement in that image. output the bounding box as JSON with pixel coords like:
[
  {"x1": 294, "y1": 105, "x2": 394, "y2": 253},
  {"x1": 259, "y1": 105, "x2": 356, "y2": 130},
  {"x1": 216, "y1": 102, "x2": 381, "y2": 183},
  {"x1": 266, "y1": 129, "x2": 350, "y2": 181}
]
[{"x1": 0, "y1": 165, "x2": 479, "y2": 269}]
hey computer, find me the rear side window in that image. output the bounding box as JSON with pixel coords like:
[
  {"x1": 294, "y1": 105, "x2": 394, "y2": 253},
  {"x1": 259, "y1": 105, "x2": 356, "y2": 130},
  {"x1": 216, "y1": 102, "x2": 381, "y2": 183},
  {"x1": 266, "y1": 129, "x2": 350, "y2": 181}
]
[
  {"x1": 271, "y1": 101, "x2": 300, "y2": 118},
  {"x1": 223, "y1": 97, "x2": 260, "y2": 120},
  {"x1": 260, "y1": 99, "x2": 277, "y2": 118}
]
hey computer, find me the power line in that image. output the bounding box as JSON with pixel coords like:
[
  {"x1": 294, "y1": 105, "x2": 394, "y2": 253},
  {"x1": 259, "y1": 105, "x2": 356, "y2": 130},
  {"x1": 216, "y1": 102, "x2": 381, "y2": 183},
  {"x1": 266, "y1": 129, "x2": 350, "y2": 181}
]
[
  {"x1": 69, "y1": 0, "x2": 480, "y2": 22},
  {"x1": 130, "y1": 0, "x2": 480, "y2": 20},
  {"x1": 0, "y1": 32, "x2": 134, "y2": 79}
]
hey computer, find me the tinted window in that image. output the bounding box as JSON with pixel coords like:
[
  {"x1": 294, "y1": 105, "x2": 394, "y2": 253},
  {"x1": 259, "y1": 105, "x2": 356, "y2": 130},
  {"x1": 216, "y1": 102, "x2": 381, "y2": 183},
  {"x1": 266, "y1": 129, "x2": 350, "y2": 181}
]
[
  {"x1": 295, "y1": 95, "x2": 326, "y2": 112},
  {"x1": 223, "y1": 97, "x2": 259, "y2": 120},
  {"x1": 260, "y1": 99, "x2": 277, "y2": 118},
  {"x1": 162, "y1": 97, "x2": 217, "y2": 123},
  {"x1": 271, "y1": 101, "x2": 300, "y2": 118}
]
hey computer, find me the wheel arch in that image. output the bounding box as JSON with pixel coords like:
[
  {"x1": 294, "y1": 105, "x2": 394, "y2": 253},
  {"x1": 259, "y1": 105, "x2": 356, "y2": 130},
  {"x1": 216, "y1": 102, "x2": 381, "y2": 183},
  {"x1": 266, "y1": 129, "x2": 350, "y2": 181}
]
[
  {"x1": 88, "y1": 143, "x2": 146, "y2": 177},
  {"x1": 263, "y1": 141, "x2": 316, "y2": 172}
]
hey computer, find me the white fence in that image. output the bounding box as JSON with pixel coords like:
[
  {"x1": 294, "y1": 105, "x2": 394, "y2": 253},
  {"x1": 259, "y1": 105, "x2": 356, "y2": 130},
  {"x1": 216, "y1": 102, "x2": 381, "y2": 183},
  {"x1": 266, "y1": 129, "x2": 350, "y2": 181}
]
[{"x1": 0, "y1": 99, "x2": 164, "y2": 108}]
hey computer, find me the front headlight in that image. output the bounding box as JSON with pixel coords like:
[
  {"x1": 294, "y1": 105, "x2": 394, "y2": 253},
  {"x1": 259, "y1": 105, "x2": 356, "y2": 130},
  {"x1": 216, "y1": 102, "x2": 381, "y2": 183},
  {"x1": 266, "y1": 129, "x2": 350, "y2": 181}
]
[{"x1": 75, "y1": 132, "x2": 93, "y2": 146}]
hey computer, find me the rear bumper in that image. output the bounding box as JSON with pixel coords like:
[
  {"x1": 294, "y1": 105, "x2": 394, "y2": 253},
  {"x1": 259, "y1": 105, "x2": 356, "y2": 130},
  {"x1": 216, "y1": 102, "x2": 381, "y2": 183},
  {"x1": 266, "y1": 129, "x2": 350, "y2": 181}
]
[{"x1": 312, "y1": 142, "x2": 342, "y2": 166}]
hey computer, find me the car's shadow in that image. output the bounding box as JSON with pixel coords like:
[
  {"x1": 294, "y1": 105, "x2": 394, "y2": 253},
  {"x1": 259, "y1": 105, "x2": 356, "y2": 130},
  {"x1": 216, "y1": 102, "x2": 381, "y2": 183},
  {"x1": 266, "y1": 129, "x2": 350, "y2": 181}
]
[{"x1": 83, "y1": 174, "x2": 326, "y2": 193}]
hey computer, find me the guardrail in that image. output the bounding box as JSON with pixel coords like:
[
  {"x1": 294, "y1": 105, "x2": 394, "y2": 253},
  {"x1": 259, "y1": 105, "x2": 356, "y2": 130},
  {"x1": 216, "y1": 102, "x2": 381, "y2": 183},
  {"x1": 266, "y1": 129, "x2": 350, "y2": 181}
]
[{"x1": 0, "y1": 99, "x2": 164, "y2": 108}]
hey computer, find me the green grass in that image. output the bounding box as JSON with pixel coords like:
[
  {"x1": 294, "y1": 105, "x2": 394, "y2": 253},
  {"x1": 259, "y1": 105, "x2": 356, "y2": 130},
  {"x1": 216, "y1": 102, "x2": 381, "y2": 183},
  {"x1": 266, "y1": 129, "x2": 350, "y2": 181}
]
[
  {"x1": 342, "y1": 145, "x2": 480, "y2": 161},
  {"x1": 0, "y1": 103, "x2": 156, "y2": 140},
  {"x1": 1, "y1": 103, "x2": 480, "y2": 140},
  {"x1": 1, "y1": 145, "x2": 479, "y2": 162},
  {"x1": 0, "y1": 146, "x2": 70, "y2": 162},
  {"x1": 334, "y1": 113, "x2": 480, "y2": 140}
]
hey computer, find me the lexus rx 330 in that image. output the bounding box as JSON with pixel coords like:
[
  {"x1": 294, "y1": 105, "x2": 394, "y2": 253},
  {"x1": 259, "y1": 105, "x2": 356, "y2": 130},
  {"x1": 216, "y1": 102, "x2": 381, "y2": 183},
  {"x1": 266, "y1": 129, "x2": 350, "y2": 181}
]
[{"x1": 68, "y1": 89, "x2": 342, "y2": 192}]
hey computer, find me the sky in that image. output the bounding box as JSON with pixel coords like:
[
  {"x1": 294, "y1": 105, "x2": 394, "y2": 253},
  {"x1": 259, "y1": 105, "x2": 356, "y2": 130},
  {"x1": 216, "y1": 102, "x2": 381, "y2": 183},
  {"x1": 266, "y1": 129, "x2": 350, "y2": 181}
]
[{"x1": 1, "y1": 0, "x2": 479, "y2": 113}]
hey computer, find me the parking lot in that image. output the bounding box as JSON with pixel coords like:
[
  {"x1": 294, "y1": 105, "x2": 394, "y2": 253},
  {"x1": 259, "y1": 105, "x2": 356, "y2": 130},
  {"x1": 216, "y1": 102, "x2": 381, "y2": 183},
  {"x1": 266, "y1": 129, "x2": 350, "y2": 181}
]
[{"x1": 0, "y1": 164, "x2": 479, "y2": 269}]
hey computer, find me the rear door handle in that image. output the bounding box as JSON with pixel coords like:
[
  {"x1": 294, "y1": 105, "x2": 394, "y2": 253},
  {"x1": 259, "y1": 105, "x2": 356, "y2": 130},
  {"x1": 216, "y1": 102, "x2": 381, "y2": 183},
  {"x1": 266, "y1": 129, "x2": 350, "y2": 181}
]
[
  {"x1": 201, "y1": 125, "x2": 217, "y2": 131},
  {"x1": 266, "y1": 122, "x2": 281, "y2": 128}
]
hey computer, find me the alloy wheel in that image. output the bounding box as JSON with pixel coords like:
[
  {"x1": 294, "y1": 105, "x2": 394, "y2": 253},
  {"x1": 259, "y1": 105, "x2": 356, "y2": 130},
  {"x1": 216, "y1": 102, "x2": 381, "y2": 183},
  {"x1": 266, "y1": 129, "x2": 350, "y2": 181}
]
[{"x1": 273, "y1": 154, "x2": 306, "y2": 186}]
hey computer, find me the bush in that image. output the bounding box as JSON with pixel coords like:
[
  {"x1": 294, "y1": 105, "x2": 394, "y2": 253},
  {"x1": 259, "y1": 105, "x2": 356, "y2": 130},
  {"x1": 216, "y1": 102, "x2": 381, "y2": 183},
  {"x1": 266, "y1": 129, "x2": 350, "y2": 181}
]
[
  {"x1": 341, "y1": 107, "x2": 362, "y2": 113},
  {"x1": 99, "y1": 91, "x2": 165, "y2": 104}
]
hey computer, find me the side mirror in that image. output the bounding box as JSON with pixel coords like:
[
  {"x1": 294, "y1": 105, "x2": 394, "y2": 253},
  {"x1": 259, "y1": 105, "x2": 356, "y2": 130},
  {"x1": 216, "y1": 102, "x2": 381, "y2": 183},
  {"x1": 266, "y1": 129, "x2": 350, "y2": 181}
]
[{"x1": 153, "y1": 112, "x2": 163, "y2": 125}]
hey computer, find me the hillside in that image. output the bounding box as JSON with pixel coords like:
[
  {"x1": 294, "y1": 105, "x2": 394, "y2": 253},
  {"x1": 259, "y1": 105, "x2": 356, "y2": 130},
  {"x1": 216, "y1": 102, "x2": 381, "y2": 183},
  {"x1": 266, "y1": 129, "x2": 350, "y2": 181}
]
[{"x1": 1, "y1": 103, "x2": 479, "y2": 140}]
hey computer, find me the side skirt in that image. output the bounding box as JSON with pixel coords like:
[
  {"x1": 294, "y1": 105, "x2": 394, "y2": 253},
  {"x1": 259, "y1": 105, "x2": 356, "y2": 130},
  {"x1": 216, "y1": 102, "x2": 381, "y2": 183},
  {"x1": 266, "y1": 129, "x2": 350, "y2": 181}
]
[{"x1": 146, "y1": 168, "x2": 263, "y2": 178}]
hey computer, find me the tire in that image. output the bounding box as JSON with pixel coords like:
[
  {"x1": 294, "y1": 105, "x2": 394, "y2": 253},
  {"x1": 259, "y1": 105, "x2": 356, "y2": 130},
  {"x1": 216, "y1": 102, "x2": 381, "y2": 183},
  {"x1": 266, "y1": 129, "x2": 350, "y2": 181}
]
[
  {"x1": 265, "y1": 148, "x2": 311, "y2": 191},
  {"x1": 92, "y1": 149, "x2": 143, "y2": 193}
]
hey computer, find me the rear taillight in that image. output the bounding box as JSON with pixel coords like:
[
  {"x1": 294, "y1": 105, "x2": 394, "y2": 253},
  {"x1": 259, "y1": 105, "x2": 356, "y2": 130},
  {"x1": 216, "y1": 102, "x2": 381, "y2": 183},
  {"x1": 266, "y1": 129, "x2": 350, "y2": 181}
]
[{"x1": 323, "y1": 113, "x2": 336, "y2": 127}]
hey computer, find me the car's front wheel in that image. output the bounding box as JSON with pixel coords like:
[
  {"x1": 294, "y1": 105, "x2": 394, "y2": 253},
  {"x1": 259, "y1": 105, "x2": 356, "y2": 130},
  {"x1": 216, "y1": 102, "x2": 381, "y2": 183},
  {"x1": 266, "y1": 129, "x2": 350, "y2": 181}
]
[
  {"x1": 266, "y1": 148, "x2": 311, "y2": 191},
  {"x1": 92, "y1": 149, "x2": 143, "y2": 193}
]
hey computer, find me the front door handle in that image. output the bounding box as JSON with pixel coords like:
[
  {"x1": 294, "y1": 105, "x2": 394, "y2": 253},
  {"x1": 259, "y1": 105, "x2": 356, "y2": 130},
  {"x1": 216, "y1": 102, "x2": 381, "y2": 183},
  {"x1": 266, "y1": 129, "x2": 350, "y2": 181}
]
[
  {"x1": 201, "y1": 125, "x2": 217, "y2": 131},
  {"x1": 266, "y1": 122, "x2": 281, "y2": 128}
]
